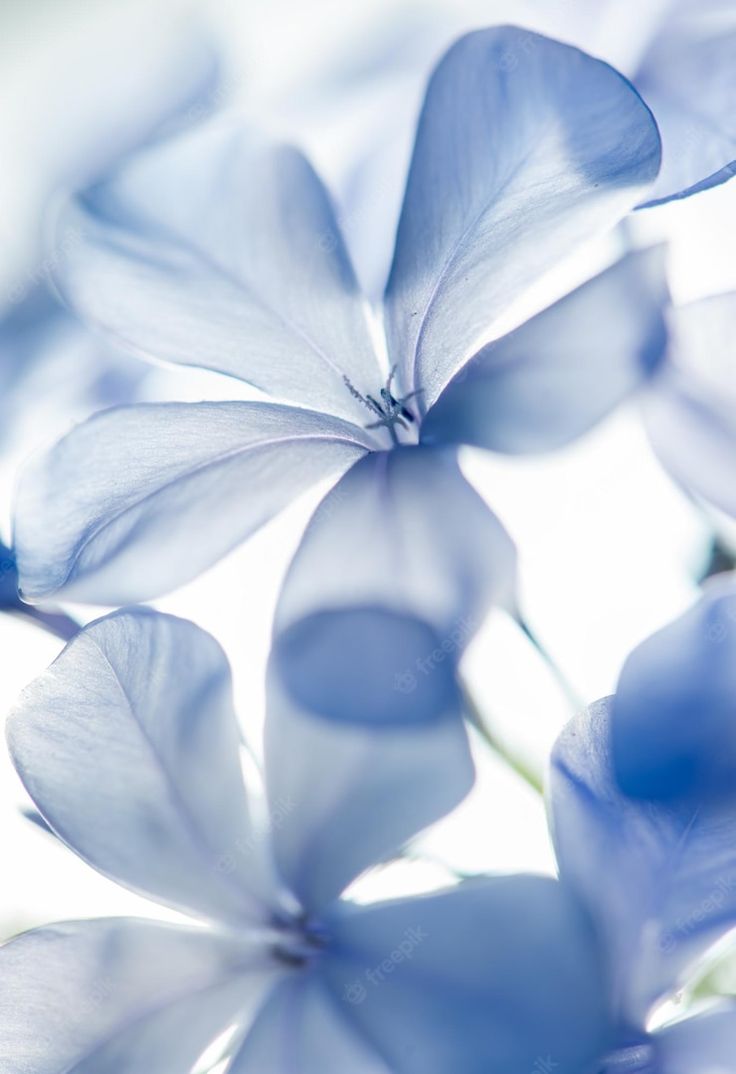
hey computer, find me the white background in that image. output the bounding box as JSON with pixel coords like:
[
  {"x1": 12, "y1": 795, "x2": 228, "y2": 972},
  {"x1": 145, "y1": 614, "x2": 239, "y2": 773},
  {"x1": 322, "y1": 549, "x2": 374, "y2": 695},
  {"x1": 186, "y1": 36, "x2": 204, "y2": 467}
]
[{"x1": 1, "y1": 0, "x2": 735, "y2": 1009}]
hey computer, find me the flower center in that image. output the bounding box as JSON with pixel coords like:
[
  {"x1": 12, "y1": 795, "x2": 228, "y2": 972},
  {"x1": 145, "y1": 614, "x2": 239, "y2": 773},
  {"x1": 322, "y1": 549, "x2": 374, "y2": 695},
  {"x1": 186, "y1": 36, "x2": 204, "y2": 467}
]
[
  {"x1": 343, "y1": 365, "x2": 422, "y2": 447},
  {"x1": 270, "y1": 911, "x2": 328, "y2": 969}
]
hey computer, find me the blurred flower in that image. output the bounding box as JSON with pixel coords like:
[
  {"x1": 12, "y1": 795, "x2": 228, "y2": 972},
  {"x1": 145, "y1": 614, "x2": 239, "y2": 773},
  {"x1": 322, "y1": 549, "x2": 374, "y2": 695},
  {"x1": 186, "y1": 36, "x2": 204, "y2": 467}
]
[
  {"x1": 549, "y1": 583, "x2": 736, "y2": 1068},
  {"x1": 642, "y1": 292, "x2": 736, "y2": 522},
  {"x1": 14, "y1": 28, "x2": 666, "y2": 723},
  {"x1": 0, "y1": 15, "x2": 221, "y2": 452},
  {"x1": 0, "y1": 607, "x2": 611, "y2": 1074},
  {"x1": 0, "y1": 286, "x2": 146, "y2": 455},
  {"x1": 608, "y1": 576, "x2": 736, "y2": 801},
  {"x1": 321, "y1": 1, "x2": 736, "y2": 294},
  {"x1": 558, "y1": 0, "x2": 736, "y2": 208}
]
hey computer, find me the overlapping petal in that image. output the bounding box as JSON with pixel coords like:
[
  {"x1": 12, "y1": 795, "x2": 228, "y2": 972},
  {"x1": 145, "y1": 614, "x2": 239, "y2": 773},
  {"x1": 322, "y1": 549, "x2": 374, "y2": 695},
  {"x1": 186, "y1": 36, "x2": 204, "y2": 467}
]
[
  {"x1": 0, "y1": 287, "x2": 147, "y2": 452},
  {"x1": 611, "y1": 581, "x2": 736, "y2": 800},
  {"x1": 264, "y1": 668, "x2": 474, "y2": 912},
  {"x1": 0, "y1": 918, "x2": 267, "y2": 1074},
  {"x1": 635, "y1": 0, "x2": 736, "y2": 205},
  {"x1": 0, "y1": 20, "x2": 219, "y2": 450},
  {"x1": 7, "y1": 609, "x2": 272, "y2": 924},
  {"x1": 644, "y1": 293, "x2": 736, "y2": 517},
  {"x1": 273, "y1": 445, "x2": 516, "y2": 725},
  {"x1": 383, "y1": 26, "x2": 662, "y2": 409},
  {"x1": 14, "y1": 401, "x2": 369, "y2": 604},
  {"x1": 53, "y1": 121, "x2": 383, "y2": 423},
  {"x1": 21, "y1": 15, "x2": 221, "y2": 199},
  {"x1": 422, "y1": 248, "x2": 669, "y2": 453},
  {"x1": 550, "y1": 697, "x2": 736, "y2": 1027},
  {"x1": 653, "y1": 1004, "x2": 736, "y2": 1072},
  {"x1": 321, "y1": 875, "x2": 612, "y2": 1074},
  {"x1": 228, "y1": 975, "x2": 389, "y2": 1073}
]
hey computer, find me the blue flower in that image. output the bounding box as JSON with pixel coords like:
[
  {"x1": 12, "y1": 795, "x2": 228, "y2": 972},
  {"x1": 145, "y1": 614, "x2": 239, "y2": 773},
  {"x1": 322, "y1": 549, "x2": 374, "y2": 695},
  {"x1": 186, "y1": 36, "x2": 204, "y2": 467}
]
[
  {"x1": 0, "y1": 26, "x2": 220, "y2": 642},
  {"x1": 0, "y1": 607, "x2": 611, "y2": 1074},
  {"x1": 642, "y1": 292, "x2": 736, "y2": 523},
  {"x1": 0, "y1": 286, "x2": 147, "y2": 455},
  {"x1": 611, "y1": 0, "x2": 736, "y2": 207},
  {"x1": 315, "y1": 2, "x2": 736, "y2": 295},
  {"x1": 0, "y1": 25, "x2": 221, "y2": 452},
  {"x1": 13, "y1": 29, "x2": 666, "y2": 722},
  {"x1": 516, "y1": 0, "x2": 736, "y2": 206},
  {"x1": 549, "y1": 581, "x2": 736, "y2": 1068},
  {"x1": 609, "y1": 577, "x2": 736, "y2": 802}
]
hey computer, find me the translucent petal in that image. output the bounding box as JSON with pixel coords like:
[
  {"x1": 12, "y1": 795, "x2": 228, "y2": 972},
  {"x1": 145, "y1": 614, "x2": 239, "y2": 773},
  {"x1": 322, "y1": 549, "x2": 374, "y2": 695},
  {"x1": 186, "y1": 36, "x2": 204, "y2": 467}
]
[{"x1": 384, "y1": 27, "x2": 661, "y2": 408}]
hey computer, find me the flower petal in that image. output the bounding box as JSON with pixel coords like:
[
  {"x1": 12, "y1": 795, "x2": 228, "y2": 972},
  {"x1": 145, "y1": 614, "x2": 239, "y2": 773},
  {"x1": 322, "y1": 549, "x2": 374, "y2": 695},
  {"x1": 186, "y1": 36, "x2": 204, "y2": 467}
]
[
  {"x1": 0, "y1": 917, "x2": 268, "y2": 1074},
  {"x1": 0, "y1": 539, "x2": 18, "y2": 610},
  {"x1": 653, "y1": 1004, "x2": 736, "y2": 1072},
  {"x1": 54, "y1": 121, "x2": 383, "y2": 423},
  {"x1": 7, "y1": 608, "x2": 272, "y2": 925},
  {"x1": 275, "y1": 607, "x2": 463, "y2": 728},
  {"x1": 264, "y1": 667, "x2": 474, "y2": 913},
  {"x1": 0, "y1": 285, "x2": 148, "y2": 453},
  {"x1": 550, "y1": 696, "x2": 736, "y2": 1026},
  {"x1": 644, "y1": 293, "x2": 736, "y2": 518},
  {"x1": 18, "y1": 13, "x2": 221, "y2": 198},
  {"x1": 228, "y1": 975, "x2": 389, "y2": 1073},
  {"x1": 273, "y1": 446, "x2": 516, "y2": 726},
  {"x1": 321, "y1": 876, "x2": 612, "y2": 1074},
  {"x1": 635, "y1": 1, "x2": 736, "y2": 205},
  {"x1": 384, "y1": 26, "x2": 662, "y2": 409},
  {"x1": 611, "y1": 580, "x2": 736, "y2": 800},
  {"x1": 422, "y1": 248, "x2": 669, "y2": 453},
  {"x1": 14, "y1": 401, "x2": 368, "y2": 604}
]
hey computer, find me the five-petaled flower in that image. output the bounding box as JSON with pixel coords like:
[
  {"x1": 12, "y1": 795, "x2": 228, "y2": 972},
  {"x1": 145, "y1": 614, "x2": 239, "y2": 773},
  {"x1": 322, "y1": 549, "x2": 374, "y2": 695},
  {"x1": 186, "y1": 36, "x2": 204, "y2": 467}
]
[
  {"x1": 0, "y1": 608, "x2": 611, "y2": 1074},
  {"x1": 14, "y1": 28, "x2": 668, "y2": 725}
]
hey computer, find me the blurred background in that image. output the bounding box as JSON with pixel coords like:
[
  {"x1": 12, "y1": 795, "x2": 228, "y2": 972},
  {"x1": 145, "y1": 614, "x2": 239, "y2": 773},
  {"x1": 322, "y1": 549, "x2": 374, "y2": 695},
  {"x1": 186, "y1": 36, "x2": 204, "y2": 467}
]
[{"x1": 1, "y1": 0, "x2": 736, "y2": 1006}]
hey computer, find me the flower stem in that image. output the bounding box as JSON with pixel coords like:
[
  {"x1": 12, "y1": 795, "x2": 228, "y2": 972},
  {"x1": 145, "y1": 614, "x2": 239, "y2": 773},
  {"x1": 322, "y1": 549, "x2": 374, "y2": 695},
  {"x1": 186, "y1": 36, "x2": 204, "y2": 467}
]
[
  {"x1": 460, "y1": 681, "x2": 544, "y2": 796},
  {"x1": 698, "y1": 534, "x2": 736, "y2": 584},
  {"x1": 398, "y1": 845, "x2": 484, "y2": 882},
  {"x1": 515, "y1": 614, "x2": 584, "y2": 714}
]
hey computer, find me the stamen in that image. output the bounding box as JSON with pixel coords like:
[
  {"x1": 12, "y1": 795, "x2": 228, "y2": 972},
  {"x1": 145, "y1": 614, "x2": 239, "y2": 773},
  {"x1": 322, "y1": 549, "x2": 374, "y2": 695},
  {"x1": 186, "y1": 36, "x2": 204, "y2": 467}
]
[
  {"x1": 270, "y1": 914, "x2": 328, "y2": 968},
  {"x1": 343, "y1": 367, "x2": 423, "y2": 444},
  {"x1": 342, "y1": 375, "x2": 374, "y2": 413}
]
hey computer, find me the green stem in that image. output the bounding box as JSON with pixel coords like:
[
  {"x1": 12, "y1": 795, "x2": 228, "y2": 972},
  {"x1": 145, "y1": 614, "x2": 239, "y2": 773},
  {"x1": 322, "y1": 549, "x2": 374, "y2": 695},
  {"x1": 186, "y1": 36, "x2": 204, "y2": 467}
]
[
  {"x1": 461, "y1": 681, "x2": 544, "y2": 796},
  {"x1": 398, "y1": 845, "x2": 483, "y2": 882},
  {"x1": 515, "y1": 614, "x2": 584, "y2": 714}
]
